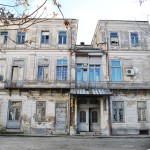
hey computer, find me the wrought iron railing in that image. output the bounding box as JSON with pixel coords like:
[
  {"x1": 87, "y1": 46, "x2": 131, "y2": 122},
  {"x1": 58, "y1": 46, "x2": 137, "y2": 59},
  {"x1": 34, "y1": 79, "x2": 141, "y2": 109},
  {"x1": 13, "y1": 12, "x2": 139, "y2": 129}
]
[
  {"x1": 75, "y1": 81, "x2": 150, "y2": 89},
  {"x1": 3, "y1": 80, "x2": 150, "y2": 89},
  {"x1": 4, "y1": 80, "x2": 71, "y2": 89}
]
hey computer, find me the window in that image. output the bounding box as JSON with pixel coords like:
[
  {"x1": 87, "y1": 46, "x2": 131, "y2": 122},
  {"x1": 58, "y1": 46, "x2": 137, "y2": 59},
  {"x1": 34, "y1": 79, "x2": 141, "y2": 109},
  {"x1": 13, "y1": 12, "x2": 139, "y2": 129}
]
[
  {"x1": 112, "y1": 101, "x2": 124, "y2": 123},
  {"x1": 1, "y1": 32, "x2": 8, "y2": 44},
  {"x1": 36, "y1": 101, "x2": 46, "y2": 122},
  {"x1": 37, "y1": 59, "x2": 49, "y2": 81},
  {"x1": 0, "y1": 59, "x2": 6, "y2": 81},
  {"x1": 80, "y1": 111, "x2": 86, "y2": 122},
  {"x1": 92, "y1": 111, "x2": 98, "y2": 123},
  {"x1": 131, "y1": 32, "x2": 139, "y2": 46},
  {"x1": 58, "y1": 31, "x2": 67, "y2": 44},
  {"x1": 110, "y1": 32, "x2": 119, "y2": 46},
  {"x1": 41, "y1": 31, "x2": 49, "y2": 44},
  {"x1": 56, "y1": 59, "x2": 67, "y2": 81},
  {"x1": 16, "y1": 31, "x2": 25, "y2": 44},
  {"x1": 77, "y1": 64, "x2": 87, "y2": 83},
  {"x1": 76, "y1": 64, "x2": 101, "y2": 84},
  {"x1": 12, "y1": 60, "x2": 24, "y2": 81},
  {"x1": 137, "y1": 101, "x2": 147, "y2": 122},
  {"x1": 89, "y1": 65, "x2": 100, "y2": 83},
  {"x1": 111, "y1": 60, "x2": 122, "y2": 82}
]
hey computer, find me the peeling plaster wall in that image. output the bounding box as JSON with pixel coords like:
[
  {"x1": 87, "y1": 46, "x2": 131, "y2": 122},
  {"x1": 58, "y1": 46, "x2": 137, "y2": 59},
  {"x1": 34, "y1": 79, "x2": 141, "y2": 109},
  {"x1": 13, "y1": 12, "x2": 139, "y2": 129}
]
[
  {"x1": 0, "y1": 90, "x2": 69, "y2": 135},
  {"x1": 110, "y1": 91, "x2": 150, "y2": 135}
]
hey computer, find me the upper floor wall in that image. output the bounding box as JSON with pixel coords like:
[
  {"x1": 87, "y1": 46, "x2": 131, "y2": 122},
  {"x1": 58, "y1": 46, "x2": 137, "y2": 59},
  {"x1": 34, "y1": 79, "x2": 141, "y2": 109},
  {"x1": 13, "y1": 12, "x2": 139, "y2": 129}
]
[
  {"x1": 0, "y1": 19, "x2": 78, "y2": 50},
  {"x1": 91, "y1": 20, "x2": 150, "y2": 51}
]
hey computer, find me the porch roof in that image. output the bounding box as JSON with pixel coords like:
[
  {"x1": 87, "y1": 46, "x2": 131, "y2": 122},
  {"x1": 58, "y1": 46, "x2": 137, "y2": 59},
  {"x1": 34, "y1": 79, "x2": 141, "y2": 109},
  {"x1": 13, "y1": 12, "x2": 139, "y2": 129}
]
[{"x1": 70, "y1": 89, "x2": 112, "y2": 95}]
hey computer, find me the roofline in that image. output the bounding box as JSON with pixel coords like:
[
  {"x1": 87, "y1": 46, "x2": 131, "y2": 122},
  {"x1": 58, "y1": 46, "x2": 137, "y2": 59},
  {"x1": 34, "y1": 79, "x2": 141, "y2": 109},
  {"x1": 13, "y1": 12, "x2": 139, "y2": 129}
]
[{"x1": 98, "y1": 20, "x2": 149, "y2": 23}]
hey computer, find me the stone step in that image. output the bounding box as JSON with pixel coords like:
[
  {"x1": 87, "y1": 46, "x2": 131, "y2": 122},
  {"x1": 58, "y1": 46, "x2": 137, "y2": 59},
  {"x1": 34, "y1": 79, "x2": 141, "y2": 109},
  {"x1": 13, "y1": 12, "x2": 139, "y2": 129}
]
[
  {"x1": 1, "y1": 129, "x2": 24, "y2": 134},
  {"x1": 79, "y1": 132, "x2": 102, "y2": 135}
]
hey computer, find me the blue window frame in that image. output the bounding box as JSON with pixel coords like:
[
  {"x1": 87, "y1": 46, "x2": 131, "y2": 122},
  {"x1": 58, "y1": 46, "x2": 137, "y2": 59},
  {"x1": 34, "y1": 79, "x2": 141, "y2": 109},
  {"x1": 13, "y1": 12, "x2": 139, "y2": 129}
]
[
  {"x1": 1, "y1": 32, "x2": 8, "y2": 44},
  {"x1": 76, "y1": 64, "x2": 87, "y2": 83},
  {"x1": 89, "y1": 65, "x2": 100, "y2": 83},
  {"x1": 41, "y1": 31, "x2": 49, "y2": 44},
  {"x1": 16, "y1": 31, "x2": 25, "y2": 44},
  {"x1": 111, "y1": 61, "x2": 122, "y2": 82},
  {"x1": 131, "y1": 32, "x2": 139, "y2": 46},
  {"x1": 76, "y1": 64, "x2": 100, "y2": 84},
  {"x1": 58, "y1": 31, "x2": 67, "y2": 44},
  {"x1": 110, "y1": 32, "x2": 119, "y2": 46},
  {"x1": 56, "y1": 59, "x2": 67, "y2": 81}
]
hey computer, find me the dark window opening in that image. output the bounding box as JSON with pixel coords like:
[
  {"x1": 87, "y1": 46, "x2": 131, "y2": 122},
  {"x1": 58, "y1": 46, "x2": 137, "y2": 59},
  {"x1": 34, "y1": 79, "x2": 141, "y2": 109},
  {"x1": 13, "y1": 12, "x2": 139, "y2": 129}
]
[{"x1": 139, "y1": 130, "x2": 149, "y2": 135}]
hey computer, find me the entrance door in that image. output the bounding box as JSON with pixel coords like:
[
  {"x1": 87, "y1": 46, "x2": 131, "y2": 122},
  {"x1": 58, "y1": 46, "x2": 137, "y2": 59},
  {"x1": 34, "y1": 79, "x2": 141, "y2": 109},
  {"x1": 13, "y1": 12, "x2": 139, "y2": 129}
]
[
  {"x1": 78, "y1": 109, "x2": 89, "y2": 132},
  {"x1": 89, "y1": 108, "x2": 100, "y2": 132},
  {"x1": 7, "y1": 101, "x2": 21, "y2": 129},
  {"x1": 78, "y1": 108, "x2": 100, "y2": 132}
]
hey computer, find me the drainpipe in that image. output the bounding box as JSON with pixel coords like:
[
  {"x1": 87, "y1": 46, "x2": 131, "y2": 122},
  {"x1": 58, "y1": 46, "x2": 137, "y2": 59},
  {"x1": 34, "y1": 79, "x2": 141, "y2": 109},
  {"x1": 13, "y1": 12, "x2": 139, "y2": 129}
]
[
  {"x1": 104, "y1": 20, "x2": 112, "y2": 135},
  {"x1": 69, "y1": 19, "x2": 73, "y2": 135}
]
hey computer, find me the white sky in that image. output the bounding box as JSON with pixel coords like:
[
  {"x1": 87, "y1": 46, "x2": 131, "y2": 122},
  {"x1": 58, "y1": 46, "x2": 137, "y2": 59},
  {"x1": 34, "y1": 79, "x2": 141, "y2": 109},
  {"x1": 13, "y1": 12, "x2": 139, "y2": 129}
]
[{"x1": 5, "y1": 0, "x2": 150, "y2": 44}]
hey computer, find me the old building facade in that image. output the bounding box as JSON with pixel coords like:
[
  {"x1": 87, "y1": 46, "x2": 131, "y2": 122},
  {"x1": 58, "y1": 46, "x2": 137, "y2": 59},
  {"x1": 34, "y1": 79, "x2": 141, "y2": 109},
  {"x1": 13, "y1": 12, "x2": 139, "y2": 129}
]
[
  {"x1": 0, "y1": 19, "x2": 150, "y2": 136},
  {"x1": 92, "y1": 20, "x2": 150, "y2": 135},
  {"x1": 0, "y1": 19, "x2": 78, "y2": 135}
]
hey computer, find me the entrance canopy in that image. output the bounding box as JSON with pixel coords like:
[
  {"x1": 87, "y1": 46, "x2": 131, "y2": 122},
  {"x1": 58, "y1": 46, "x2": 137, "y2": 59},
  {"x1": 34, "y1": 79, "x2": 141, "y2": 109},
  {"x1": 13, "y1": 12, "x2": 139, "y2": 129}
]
[{"x1": 70, "y1": 89, "x2": 112, "y2": 95}]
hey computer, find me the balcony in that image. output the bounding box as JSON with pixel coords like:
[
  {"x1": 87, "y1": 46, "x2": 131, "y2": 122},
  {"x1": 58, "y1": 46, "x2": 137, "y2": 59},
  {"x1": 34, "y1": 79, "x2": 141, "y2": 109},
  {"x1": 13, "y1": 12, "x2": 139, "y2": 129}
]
[
  {"x1": 75, "y1": 81, "x2": 108, "y2": 89},
  {"x1": 108, "y1": 81, "x2": 150, "y2": 89},
  {"x1": 75, "y1": 81, "x2": 150, "y2": 89},
  {"x1": 4, "y1": 80, "x2": 71, "y2": 89}
]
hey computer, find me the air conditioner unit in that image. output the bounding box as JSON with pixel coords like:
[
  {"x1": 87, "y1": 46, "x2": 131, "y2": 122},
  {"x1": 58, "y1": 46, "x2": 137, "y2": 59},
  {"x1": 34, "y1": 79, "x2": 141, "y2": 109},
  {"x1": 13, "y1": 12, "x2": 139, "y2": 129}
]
[{"x1": 126, "y1": 69, "x2": 135, "y2": 76}]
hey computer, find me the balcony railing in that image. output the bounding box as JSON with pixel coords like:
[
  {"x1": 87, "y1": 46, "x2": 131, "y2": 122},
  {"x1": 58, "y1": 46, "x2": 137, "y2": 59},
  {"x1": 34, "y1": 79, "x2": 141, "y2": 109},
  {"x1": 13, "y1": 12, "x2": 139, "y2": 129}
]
[
  {"x1": 75, "y1": 82, "x2": 108, "y2": 89},
  {"x1": 3, "y1": 80, "x2": 150, "y2": 89},
  {"x1": 75, "y1": 81, "x2": 150, "y2": 89},
  {"x1": 108, "y1": 81, "x2": 150, "y2": 89},
  {"x1": 4, "y1": 80, "x2": 71, "y2": 89}
]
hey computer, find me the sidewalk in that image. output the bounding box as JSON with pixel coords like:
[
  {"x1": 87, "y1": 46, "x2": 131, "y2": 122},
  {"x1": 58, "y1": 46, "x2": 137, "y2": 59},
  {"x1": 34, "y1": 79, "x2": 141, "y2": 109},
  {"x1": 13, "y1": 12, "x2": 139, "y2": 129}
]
[{"x1": 0, "y1": 133, "x2": 150, "y2": 138}]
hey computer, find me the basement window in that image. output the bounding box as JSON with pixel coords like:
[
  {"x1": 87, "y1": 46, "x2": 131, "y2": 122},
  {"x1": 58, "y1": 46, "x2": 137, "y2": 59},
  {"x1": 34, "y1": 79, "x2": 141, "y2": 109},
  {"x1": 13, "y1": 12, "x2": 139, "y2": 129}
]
[
  {"x1": 139, "y1": 130, "x2": 149, "y2": 135},
  {"x1": 110, "y1": 32, "x2": 119, "y2": 46}
]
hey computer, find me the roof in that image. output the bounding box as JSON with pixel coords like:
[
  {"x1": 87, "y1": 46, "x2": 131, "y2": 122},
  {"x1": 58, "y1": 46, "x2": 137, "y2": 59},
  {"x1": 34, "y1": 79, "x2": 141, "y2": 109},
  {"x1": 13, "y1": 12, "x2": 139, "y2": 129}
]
[{"x1": 70, "y1": 89, "x2": 112, "y2": 95}]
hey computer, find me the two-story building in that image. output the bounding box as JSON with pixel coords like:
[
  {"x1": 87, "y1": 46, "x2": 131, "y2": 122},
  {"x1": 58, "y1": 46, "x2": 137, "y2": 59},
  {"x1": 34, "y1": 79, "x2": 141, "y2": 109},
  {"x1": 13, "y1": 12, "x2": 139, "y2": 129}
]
[
  {"x1": 92, "y1": 20, "x2": 150, "y2": 135},
  {"x1": 0, "y1": 18, "x2": 78, "y2": 135}
]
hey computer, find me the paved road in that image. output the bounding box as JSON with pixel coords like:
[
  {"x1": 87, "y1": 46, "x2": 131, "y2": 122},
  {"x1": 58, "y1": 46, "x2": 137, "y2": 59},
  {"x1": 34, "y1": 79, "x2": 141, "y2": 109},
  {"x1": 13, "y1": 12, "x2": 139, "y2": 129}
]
[{"x1": 0, "y1": 136, "x2": 150, "y2": 150}]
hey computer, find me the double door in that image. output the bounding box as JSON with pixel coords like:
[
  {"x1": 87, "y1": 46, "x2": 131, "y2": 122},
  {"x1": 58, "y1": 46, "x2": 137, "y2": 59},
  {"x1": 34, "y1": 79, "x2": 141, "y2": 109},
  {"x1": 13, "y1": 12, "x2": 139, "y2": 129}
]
[
  {"x1": 78, "y1": 108, "x2": 100, "y2": 132},
  {"x1": 7, "y1": 101, "x2": 21, "y2": 129}
]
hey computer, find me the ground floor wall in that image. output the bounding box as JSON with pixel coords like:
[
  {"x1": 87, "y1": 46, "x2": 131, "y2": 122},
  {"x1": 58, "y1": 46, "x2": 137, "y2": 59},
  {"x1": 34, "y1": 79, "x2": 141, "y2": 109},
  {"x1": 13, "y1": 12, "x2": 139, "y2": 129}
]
[
  {"x1": 0, "y1": 89, "x2": 70, "y2": 135},
  {"x1": 110, "y1": 90, "x2": 150, "y2": 135}
]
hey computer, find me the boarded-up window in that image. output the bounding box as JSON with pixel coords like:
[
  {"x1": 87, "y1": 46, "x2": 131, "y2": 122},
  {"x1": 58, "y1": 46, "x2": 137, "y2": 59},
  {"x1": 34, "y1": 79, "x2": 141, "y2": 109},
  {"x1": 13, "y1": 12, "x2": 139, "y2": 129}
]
[
  {"x1": 36, "y1": 101, "x2": 46, "y2": 122},
  {"x1": 12, "y1": 60, "x2": 24, "y2": 81},
  {"x1": 89, "y1": 56, "x2": 101, "y2": 64},
  {"x1": 55, "y1": 102, "x2": 67, "y2": 130},
  {"x1": 137, "y1": 101, "x2": 147, "y2": 122},
  {"x1": 0, "y1": 59, "x2": 6, "y2": 81}
]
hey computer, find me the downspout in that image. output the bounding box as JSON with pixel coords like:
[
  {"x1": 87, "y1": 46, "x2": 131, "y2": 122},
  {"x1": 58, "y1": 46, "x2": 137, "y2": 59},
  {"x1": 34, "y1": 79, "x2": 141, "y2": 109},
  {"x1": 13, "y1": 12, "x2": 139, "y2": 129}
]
[
  {"x1": 104, "y1": 20, "x2": 112, "y2": 135},
  {"x1": 69, "y1": 19, "x2": 73, "y2": 134}
]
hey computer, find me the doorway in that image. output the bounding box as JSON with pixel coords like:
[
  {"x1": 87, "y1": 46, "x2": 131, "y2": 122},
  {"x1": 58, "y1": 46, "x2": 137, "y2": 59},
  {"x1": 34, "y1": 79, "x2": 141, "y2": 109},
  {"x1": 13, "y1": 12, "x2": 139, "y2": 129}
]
[{"x1": 7, "y1": 101, "x2": 22, "y2": 129}]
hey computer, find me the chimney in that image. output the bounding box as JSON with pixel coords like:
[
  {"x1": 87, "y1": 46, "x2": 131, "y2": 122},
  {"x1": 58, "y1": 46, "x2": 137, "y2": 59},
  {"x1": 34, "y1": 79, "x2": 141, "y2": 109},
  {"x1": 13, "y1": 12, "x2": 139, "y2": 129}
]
[{"x1": 80, "y1": 42, "x2": 85, "y2": 45}]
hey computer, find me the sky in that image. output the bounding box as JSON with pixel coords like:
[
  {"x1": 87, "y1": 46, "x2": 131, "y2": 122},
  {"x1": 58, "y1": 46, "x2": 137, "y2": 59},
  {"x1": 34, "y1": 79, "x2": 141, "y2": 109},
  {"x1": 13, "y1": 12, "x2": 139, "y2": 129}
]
[{"x1": 5, "y1": 0, "x2": 150, "y2": 44}]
